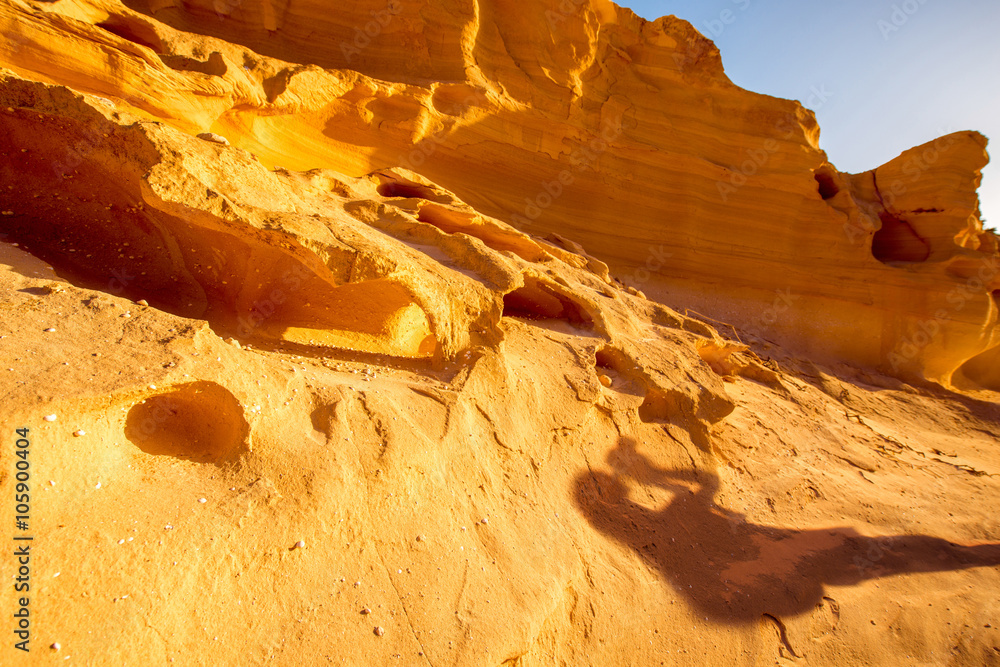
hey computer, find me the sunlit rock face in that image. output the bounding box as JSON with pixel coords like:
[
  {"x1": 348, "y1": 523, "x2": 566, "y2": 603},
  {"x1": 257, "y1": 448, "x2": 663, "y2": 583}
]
[
  {"x1": 1, "y1": 2, "x2": 999, "y2": 666},
  {"x1": 2, "y1": 0, "x2": 995, "y2": 386}
]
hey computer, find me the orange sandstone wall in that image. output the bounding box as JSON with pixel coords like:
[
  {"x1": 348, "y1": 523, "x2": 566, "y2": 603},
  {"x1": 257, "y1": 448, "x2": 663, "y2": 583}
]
[{"x1": 0, "y1": 0, "x2": 995, "y2": 388}]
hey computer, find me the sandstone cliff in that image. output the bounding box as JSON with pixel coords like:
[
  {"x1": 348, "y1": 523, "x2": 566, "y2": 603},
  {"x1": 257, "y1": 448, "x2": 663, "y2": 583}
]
[{"x1": 1, "y1": 1, "x2": 999, "y2": 665}]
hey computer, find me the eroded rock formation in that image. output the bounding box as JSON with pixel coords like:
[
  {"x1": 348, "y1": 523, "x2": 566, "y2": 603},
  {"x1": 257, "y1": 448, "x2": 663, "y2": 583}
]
[
  {"x1": 2, "y1": 0, "x2": 995, "y2": 388},
  {"x1": 1, "y1": 1, "x2": 999, "y2": 665}
]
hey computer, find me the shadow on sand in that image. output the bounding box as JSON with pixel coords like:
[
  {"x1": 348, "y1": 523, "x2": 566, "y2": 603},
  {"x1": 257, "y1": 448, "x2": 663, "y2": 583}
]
[{"x1": 574, "y1": 437, "x2": 1000, "y2": 622}]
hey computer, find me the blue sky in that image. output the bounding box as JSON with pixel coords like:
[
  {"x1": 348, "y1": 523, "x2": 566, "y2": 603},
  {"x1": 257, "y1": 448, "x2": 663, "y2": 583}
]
[{"x1": 618, "y1": 0, "x2": 1000, "y2": 227}]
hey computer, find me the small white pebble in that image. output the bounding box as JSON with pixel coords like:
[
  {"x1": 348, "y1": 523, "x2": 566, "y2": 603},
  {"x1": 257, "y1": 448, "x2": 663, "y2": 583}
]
[
  {"x1": 149, "y1": 384, "x2": 156, "y2": 390},
  {"x1": 43, "y1": 327, "x2": 56, "y2": 332},
  {"x1": 165, "y1": 525, "x2": 173, "y2": 530},
  {"x1": 95, "y1": 482, "x2": 101, "y2": 489},
  {"x1": 43, "y1": 414, "x2": 57, "y2": 422},
  {"x1": 197, "y1": 132, "x2": 230, "y2": 145},
  {"x1": 198, "y1": 498, "x2": 207, "y2": 504},
  {"x1": 294, "y1": 540, "x2": 305, "y2": 549},
  {"x1": 51, "y1": 642, "x2": 61, "y2": 651},
  {"x1": 118, "y1": 539, "x2": 125, "y2": 545},
  {"x1": 481, "y1": 518, "x2": 488, "y2": 525},
  {"x1": 73, "y1": 430, "x2": 85, "y2": 437},
  {"x1": 53, "y1": 572, "x2": 59, "y2": 577}
]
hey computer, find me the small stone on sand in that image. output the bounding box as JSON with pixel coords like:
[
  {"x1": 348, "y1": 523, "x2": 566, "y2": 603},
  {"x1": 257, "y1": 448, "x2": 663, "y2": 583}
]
[{"x1": 197, "y1": 132, "x2": 230, "y2": 145}]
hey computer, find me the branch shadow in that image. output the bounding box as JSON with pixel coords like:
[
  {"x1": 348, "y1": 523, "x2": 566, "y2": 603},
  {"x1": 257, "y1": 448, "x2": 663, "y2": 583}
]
[{"x1": 574, "y1": 437, "x2": 1000, "y2": 623}]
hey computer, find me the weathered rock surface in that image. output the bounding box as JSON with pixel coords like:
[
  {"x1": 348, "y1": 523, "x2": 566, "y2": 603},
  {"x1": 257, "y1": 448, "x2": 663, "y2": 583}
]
[
  {"x1": 1, "y1": 1, "x2": 999, "y2": 665},
  {"x1": 2, "y1": 0, "x2": 995, "y2": 388}
]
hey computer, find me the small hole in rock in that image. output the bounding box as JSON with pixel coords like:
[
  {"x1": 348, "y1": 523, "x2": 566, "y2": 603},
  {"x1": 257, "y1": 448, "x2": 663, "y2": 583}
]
[
  {"x1": 124, "y1": 382, "x2": 248, "y2": 464},
  {"x1": 377, "y1": 182, "x2": 435, "y2": 200},
  {"x1": 872, "y1": 212, "x2": 930, "y2": 264},
  {"x1": 503, "y1": 278, "x2": 593, "y2": 326},
  {"x1": 814, "y1": 171, "x2": 839, "y2": 200}
]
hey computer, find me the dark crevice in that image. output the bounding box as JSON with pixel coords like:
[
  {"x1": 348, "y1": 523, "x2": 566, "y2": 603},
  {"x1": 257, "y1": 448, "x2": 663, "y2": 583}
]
[
  {"x1": 377, "y1": 181, "x2": 438, "y2": 200},
  {"x1": 814, "y1": 169, "x2": 839, "y2": 200},
  {"x1": 871, "y1": 172, "x2": 930, "y2": 264},
  {"x1": 263, "y1": 69, "x2": 292, "y2": 103},
  {"x1": 95, "y1": 16, "x2": 164, "y2": 52},
  {"x1": 157, "y1": 52, "x2": 228, "y2": 77},
  {"x1": 502, "y1": 277, "x2": 593, "y2": 327},
  {"x1": 872, "y1": 211, "x2": 930, "y2": 264}
]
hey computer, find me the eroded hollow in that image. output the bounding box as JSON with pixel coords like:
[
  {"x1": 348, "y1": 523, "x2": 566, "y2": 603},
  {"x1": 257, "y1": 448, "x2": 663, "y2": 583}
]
[
  {"x1": 377, "y1": 181, "x2": 438, "y2": 200},
  {"x1": 814, "y1": 169, "x2": 840, "y2": 200},
  {"x1": 954, "y1": 343, "x2": 1000, "y2": 392},
  {"x1": 872, "y1": 212, "x2": 930, "y2": 264},
  {"x1": 595, "y1": 346, "x2": 630, "y2": 373},
  {"x1": 503, "y1": 277, "x2": 593, "y2": 326},
  {"x1": 95, "y1": 16, "x2": 164, "y2": 52},
  {"x1": 124, "y1": 382, "x2": 249, "y2": 464},
  {"x1": 158, "y1": 52, "x2": 228, "y2": 77},
  {"x1": 0, "y1": 108, "x2": 437, "y2": 359},
  {"x1": 416, "y1": 203, "x2": 547, "y2": 262}
]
